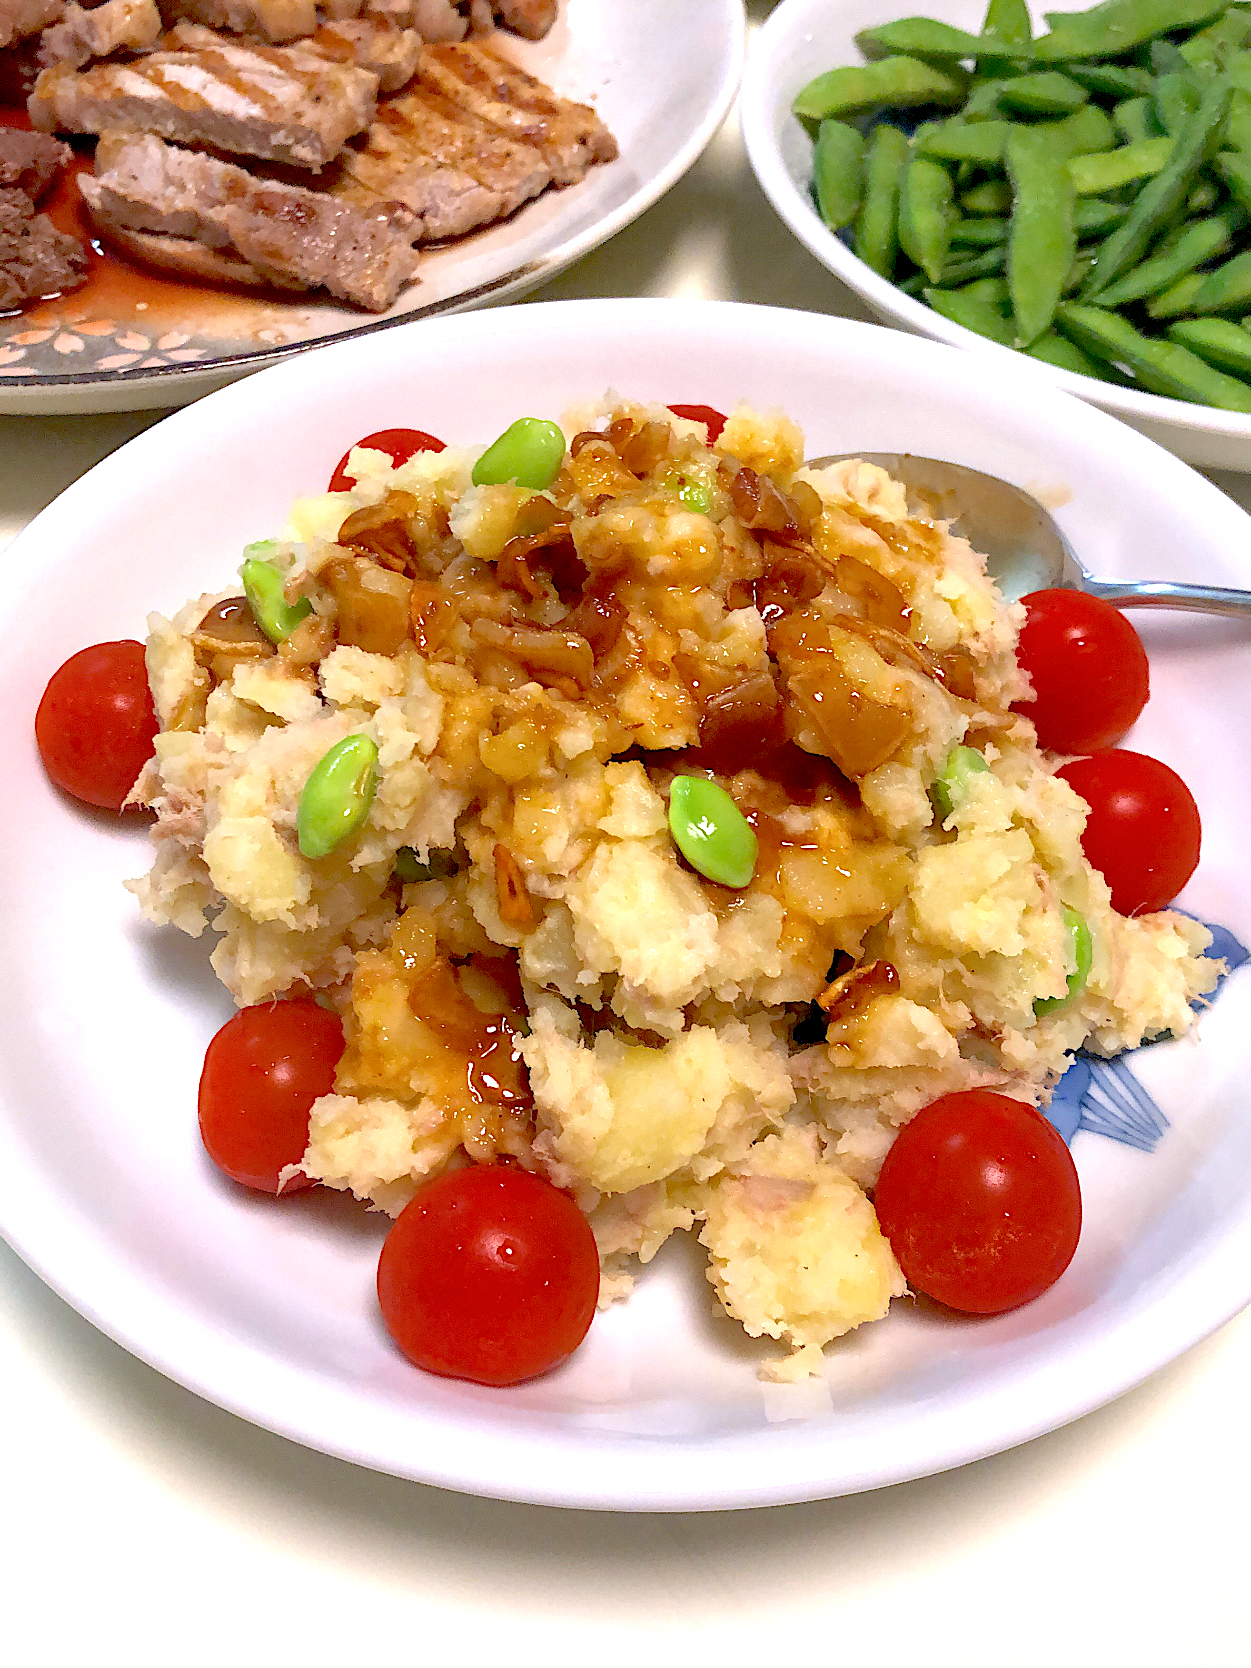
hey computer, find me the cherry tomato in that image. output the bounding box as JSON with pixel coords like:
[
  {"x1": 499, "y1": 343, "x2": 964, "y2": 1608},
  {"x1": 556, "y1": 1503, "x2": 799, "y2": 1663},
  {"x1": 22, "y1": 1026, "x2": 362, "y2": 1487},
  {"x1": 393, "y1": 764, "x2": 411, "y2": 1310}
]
[
  {"x1": 667, "y1": 404, "x2": 727, "y2": 444},
  {"x1": 1012, "y1": 589, "x2": 1150, "y2": 755},
  {"x1": 1058, "y1": 749, "x2": 1201, "y2": 916},
  {"x1": 377, "y1": 1165, "x2": 600, "y2": 1385},
  {"x1": 328, "y1": 427, "x2": 446, "y2": 493},
  {"x1": 874, "y1": 1090, "x2": 1081, "y2": 1315},
  {"x1": 198, "y1": 1000, "x2": 344, "y2": 1194},
  {"x1": 35, "y1": 639, "x2": 159, "y2": 811}
]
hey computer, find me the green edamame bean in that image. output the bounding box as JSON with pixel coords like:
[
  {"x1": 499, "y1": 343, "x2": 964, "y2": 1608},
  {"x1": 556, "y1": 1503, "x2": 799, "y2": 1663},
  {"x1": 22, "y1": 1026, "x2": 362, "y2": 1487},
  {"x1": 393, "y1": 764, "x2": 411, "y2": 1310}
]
[
  {"x1": 667, "y1": 776, "x2": 757, "y2": 889},
  {"x1": 1083, "y1": 80, "x2": 1231, "y2": 296},
  {"x1": 923, "y1": 285, "x2": 1016, "y2": 343},
  {"x1": 1094, "y1": 210, "x2": 1243, "y2": 306},
  {"x1": 394, "y1": 847, "x2": 458, "y2": 883},
  {"x1": 961, "y1": 177, "x2": 1014, "y2": 214},
  {"x1": 794, "y1": 56, "x2": 968, "y2": 122},
  {"x1": 981, "y1": 0, "x2": 1033, "y2": 48},
  {"x1": 1034, "y1": 906, "x2": 1093, "y2": 1016},
  {"x1": 1153, "y1": 71, "x2": 1203, "y2": 138},
  {"x1": 1224, "y1": 88, "x2": 1251, "y2": 151},
  {"x1": 938, "y1": 244, "x2": 1008, "y2": 286},
  {"x1": 918, "y1": 118, "x2": 1013, "y2": 165},
  {"x1": 1055, "y1": 302, "x2": 1251, "y2": 409},
  {"x1": 899, "y1": 151, "x2": 955, "y2": 283},
  {"x1": 674, "y1": 474, "x2": 713, "y2": 515},
  {"x1": 1075, "y1": 197, "x2": 1132, "y2": 237},
  {"x1": 1168, "y1": 316, "x2": 1251, "y2": 377},
  {"x1": 931, "y1": 745, "x2": 991, "y2": 822},
  {"x1": 240, "y1": 549, "x2": 312, "y2": 645},
  {"x1": 964, "y1": 77, "x2": 1016, "y2": 118},
  {"x1": 1065, "y1": 62, "x2": 1155, "y2": 100},
  {"x1": 1026, "y1": 329, "x2": 1124, "y2": 379},
  {"x1": 1007, "y1": 125, "x2": 1076, "y2": 345},
  {"x1": 1037, "y1": 0, "x2": 1228, "y2": 64},
  {"x1": 1146, "y1": 269, "x2": 1206, "y2": 317},
  {"x1": 1047, "y1": 102, "x2": 1117, "y2": 158},
  {"x1": 1000, "y1": 71, "x2": 1090, "y2": 117},
  {"x1": 472, "y1": 418, "x2": 566, "y2": 490},
  {"x1": 1180, "y1": 6, "x2": 1251, "y2": 72},
  {"x1": 1189, "y1": 247, "x2": 1251, "y2": 313},
  {"x1": 950, "y1": 216, "x2": 1010, "y2": 247},
  {"x1": 1066, "y1": 135, "x2": 1174, "y2": 195},
  {"x1": 298, "y1": 734, "x2": 379, "y2": 860},
  {"x1": 1114, "y1": 96, "x2": 1158, "y2": 146},
  {"x1": 855, "y1": 19, "x2": 1033, "y2": 63},
  {"x1": 813, "y1": 119, "x2": 865, "y2": 229},
  {"x1": 855, "y1": 122, "x2": 909, "y2": 277}
]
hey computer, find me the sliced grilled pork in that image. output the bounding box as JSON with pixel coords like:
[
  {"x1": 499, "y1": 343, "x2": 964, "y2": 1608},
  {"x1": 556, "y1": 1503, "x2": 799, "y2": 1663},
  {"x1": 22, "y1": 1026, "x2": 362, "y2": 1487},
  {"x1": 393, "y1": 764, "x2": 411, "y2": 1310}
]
[
  {"x1": 29, "y1": 22, "x2": 377, "y2": 168},
  {"x1": 39, "y1": 0, "x2": 160, "y2": 68},
  {"x1": 362, "y1": 0, "x2": 464, "y2": 38},
  {"x1": 0, "y1": 184, "x2": 87, "y2": 304},
  {"x1": 414, "y1": 42, "x2": 615, "y2": 185},
  {"x1": 493, "y1": 0, "x2": 556, "y2": 39},
  {"x1": 333, "y1": 81, "x2": 549, "y2": 239},
  {"x1": 81, "y1": 130, "x2": 419, "y2": 308},
  {"x1": 305, "y1": 17, "x2": 420, "y2": 93},
  {"x1": 0, "y1": 125, "x2": 70, "y2": 198},
  {"x1": 0, "y1": 0, "x2": 61, "y2": 49},
  {"x1": 160, "y1": 0, "x2": 317, "y2": 45}
]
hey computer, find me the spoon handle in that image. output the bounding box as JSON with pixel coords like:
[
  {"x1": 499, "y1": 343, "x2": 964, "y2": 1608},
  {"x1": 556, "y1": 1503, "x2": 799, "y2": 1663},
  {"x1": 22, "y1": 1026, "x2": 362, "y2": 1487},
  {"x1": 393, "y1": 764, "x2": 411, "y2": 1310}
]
[{"x1": 1083, "y1": 576, "x2": 1251, "y2": 618}]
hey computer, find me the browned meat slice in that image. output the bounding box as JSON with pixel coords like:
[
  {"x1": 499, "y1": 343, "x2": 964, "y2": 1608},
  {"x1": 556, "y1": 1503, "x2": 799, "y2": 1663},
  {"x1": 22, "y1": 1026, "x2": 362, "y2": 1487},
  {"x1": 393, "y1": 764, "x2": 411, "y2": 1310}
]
[
  {"x1": 0, "y1": 125, "x2": 70, "y2": 199},
  {"x1": 97, "y1": 220, "x2": 300, "y2": 286},
  {"x1": 305, "y1": 18, "x2": 419, "y2": 93},
  {"x1": 493, "y1": 0, "x2": 556, "y2": 40},
  {"x1": 0, "y1": 182, "x2": 87, "y2": 304},
  {"x1": 81, "y1": 130, "x2": 419, "y2": 308},
  {"x1": 39, "y1": 0, "x2": 160, "y2": 69},
  {"x1": 414, "y1": 42, "x2": 615, "y2": 185},
  {"x1": 362, "y1": 0, "x2": 464, "y2": 38},
  {"x1": 28, "y1": 22, "x2": 377, "y2": 168},
  {"x1": 160, "y1": 0, "x2": 317, "y2": 45},
  {"x1": 333, "y1": 81, "x2": 548, "y2": 239},
  {"x1": 0, "y1": 0, "x2": 61, "y2": 50}
]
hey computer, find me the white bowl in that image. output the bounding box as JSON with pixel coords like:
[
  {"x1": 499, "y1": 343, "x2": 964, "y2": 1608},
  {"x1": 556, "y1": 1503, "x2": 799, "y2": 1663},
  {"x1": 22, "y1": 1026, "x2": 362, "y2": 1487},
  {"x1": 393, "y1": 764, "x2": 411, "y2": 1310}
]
[
  {"x1": 1, "y1": 298, "x2": 1249, "y2": 1511},
  {"x1": 741, "y1": 0, "x2": 1251, "y2": 471}
]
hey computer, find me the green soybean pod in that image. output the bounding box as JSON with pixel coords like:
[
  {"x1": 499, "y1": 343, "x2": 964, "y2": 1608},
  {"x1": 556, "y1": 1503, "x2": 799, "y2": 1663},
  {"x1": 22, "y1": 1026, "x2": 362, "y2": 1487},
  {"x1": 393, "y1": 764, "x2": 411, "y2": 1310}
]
[
  {"x1": 1186, "y1": 176, "x2": 1221, "y2": 213},
  {"x1": 1048, "y1": 102, "x2": 1117, "y2": 158},
  {"x1": 1145, "y1": 269, "x2": 1207, "y2": 317},
  {"x1": 982, "y1": 0, "x2": 1033, "y2": 47},
  {"x1": 1224, "y1": 88, "x2": 1251, "y2": 150},
  {"x1": 999, "y1": 71, "x2": 1089, "y2": 116},
  {"x1": 1074, "y1": 196, "x2": 1132, "y2": 237},
  {"x1": 1065, "y1": 62, "x2": 1155, "y2": 99},
  {"x1": 1083, "y1": 80, "x2": 1231, "y2": 295},
  {"x1": 1026, "y1": 329, "x2": 1122, "y2": 379},
  {"x1": 1114, "y1": 96, "x2": 1158, "y2": 146},
  {"x1": 899, "y1": 151, "x2": 955, "y2": 283},
  {"x1": 240, "y1": 551, "x2": 312, "y2": 645},
  {"x1": 1153, "y1": 71, "x2": 1204, "y2": 138},
  {"x1": 1168, "y1": 316, "x2": 1251, "y2": 376},
  {"x1": 1215, "y1": 145, "x2": 1251, "y2": 208},
  {"x1": 1055, "y1": 301, "x2": 1251, "y2": 409},
  {"x1": 793, "y1": 56, "x2": 968, "y2": 121},
  {"x1": 1190, "y1": 247, "x2": 1251, "y2": 313},
  {"x1": 964, "y1": 76, "x2": 1016, "y2": 118},
  {"x1": 930, "y1": 745, "x2": 992, "y2": 822},
  {"x1": 667, "y1": 776, "x2": 757, "y2": 889},
  {"x1": 855, "y1": 19, "x2": 1033, "y2": 63},
  {"x1": 1181, "y1": 6, "x2": 1251, "y2": 71},
  {"x1": 1034, "y1": 906, "x2": 1094, "y2": 1016},
  {"x1": 854, "y1": 122, "x2": 910, "y2": 276},
  {"x1": 1148, "y1": 39, "x2": 1191, "y2": 77},
  {"x1": 298, "y1": 733, "x2": 380, "y2": 860},
  {"x1": 1006, "y1": 125, "x2": 1076, "y2": 346},
  {"x1": 1036, "y1": 0, "x2": 1229, "y2": 64},
  {"x1": 1067, "y1": 135, "x2": 1175, "y2": 194},
  {"x1": 917, "y1": 118, "x2": 1013, "y2": 164},
  {"x1": 473, "y1": 417, "x2": 566, "y2": 490},
  {"x1": 938, "y1": 244, "x2": 1009, "y2": 285},
  {"x1": 961, "y1": 177, "x2": 1014, "y2": 214},
  {"x1": 923, "y1": 285, "x2": 1016, "y2": 343},
  {"x1": 1094, "y1": 210, "x2": 1243, "y2": 306},
  {"x1": 813, "y1": 119, "x2": 866, "y2": 229},
  {"x1": 950, "y1": 215, "x2": 1011, "y2": 246}
]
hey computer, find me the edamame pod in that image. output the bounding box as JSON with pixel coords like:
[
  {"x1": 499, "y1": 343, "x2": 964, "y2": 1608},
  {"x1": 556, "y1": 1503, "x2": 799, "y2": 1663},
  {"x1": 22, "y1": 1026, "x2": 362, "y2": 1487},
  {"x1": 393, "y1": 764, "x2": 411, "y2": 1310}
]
[
  {"x1": 938, "y1": 244, "x2": 1008, "y2": 286},
  {"x1": 918, "y1": 118, "x2": 1013, "y2": 164},
  {"x1": 1224, "y1": 87, "x2": 1251, "y2": 151},
  {"x1": 950, "y1": 215, "x2": 1010, "y2": 247},
  {"x1": 1074, "y1": 197, "x2": 1132, "y2": 237},
  {"x1": 1026, "y1": 329, "x2": 1122, "y2": 379},
  {"x1": 1180, "y1": 6, "x2": 1251, "y2": 72},
  {"x1": 1145, "y1": 269, "x2": 1207, "y2": 317},
  {"x1": 1214, "y1": 145, "x2": 1251, "y2": 211},
  {"x1": 930, "y1": 745, "x2": 991, "y2": 822},
  {"x1": 856, "y1": 19, "x2": 1033, "y2": 62},
  {"x1": 472, "y1": 418, "x2": 566, "y2": 490},
  {"x1": 1036, "y1": 0, "x2": 1229, "y2": 64},
  {"x1": 1113, "y1": 96, "x2": 1158, "y2": 145},
  {"x1": 1034, "y1": 906, "x2": 1093, "y2": 1016},
  {"x1": 1083, "y1": 80, "x2": 1231, "y2": 295},
  {"x1": 1189, "y1": 247, "x2": 1251, "y2": 313},
  {"x1": 240, "y1": 549, "x2": 312, "y2": 645},
  {"x1": 855, "y1": 122, "x2": 910, "y2": 276},
  {"x1": 1007, "y1": 125, "x2": 1076, "y2": 345},
  {"x1": 813, "y1": 119, "x2": 866, "y2": 228},
  {"x1": 1065, "y1": 62, "x2": 1155, "y2": 100},
  {"x1": 1055, "y1": 302, "x2": 1251, "y2": 409},
  {"x1": 981, "y1": 0, "x2": 1033, "y2": 49},
  {"x1": 961, "y1": 177, "x2": 1014, "y2": 214},
  {"x1": 1093, "y1": 210, "x2": 1243, "y2": 306},
  {"x1": 923, "y1": 285, "x2": 1016, "y2": 343},
  {"x1": 794, "y1": 56, "x2": 968, "y2": 121},
  {"x1": 1000, "y1": 71, "x2": 1089, "y2": 116},
  {"x1": 1168, "y1": 316, "x2": 1251, "y2": 376},
  {"x1": 1066, "y1": 135, "x2": 1174, "y2": 194},
  {"x1": 899, "y1": 151, "x2": 956, "y2": 282},
  {"x1": 298, "y1": 734, "x2": 379, "y2": 860},
  {"x1": 1153, "y1": 71, "x2": 1203, "y2": 138},
  {"x1": 667, "y1": 776, "x2": 757, "y2": 889}
]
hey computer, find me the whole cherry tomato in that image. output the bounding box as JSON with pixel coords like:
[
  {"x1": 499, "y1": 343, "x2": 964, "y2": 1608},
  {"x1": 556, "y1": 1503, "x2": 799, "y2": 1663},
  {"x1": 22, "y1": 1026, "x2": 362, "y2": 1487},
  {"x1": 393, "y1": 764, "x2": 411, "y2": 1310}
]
[
  {"x1": 1012, "y1": 589, "x2": 1149, "y2": 755},
  {"x1": 198, "y1": 1000, "x2": 344, "y2": 1194},
  {"x1": 377, "y1": 1164, "x2": 600, "y2": 1385},
  {"x1": 1058, "y1": 749, "x2": 1201, "y2": 916},
  {"x1": 667, "y1": 404, "x2": 727, "y2": 444},
  {"x1": 874, "y1": 1090, "x2": 1081, "y2": 1315},
  {"x1": 328, "y1": 427, "x2": 446, "y2": 493},
  {"x1": 36, "y1": 639, "x2": 158, "y2": 811}
]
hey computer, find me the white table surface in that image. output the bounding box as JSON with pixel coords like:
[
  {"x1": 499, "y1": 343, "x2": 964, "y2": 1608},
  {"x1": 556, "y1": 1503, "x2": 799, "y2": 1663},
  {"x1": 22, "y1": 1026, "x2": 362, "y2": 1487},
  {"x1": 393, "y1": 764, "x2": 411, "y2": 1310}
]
[{"x1": 4, "y1": 10, "x2": 1249, "y2": 1661}]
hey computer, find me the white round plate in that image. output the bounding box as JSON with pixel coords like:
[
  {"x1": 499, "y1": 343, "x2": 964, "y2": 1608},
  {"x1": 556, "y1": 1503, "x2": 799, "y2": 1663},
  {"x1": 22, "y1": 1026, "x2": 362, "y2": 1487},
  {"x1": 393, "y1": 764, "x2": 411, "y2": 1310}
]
[
  {"x1": 1, "y1": 298, "x2": 1249, "y2": 1512},
  {"x1": 741, "y1": 0, "x2": 1251, "y2": 472},
  {"x1": 0, "y1": 0, "x2": 743, "y2": 416}
]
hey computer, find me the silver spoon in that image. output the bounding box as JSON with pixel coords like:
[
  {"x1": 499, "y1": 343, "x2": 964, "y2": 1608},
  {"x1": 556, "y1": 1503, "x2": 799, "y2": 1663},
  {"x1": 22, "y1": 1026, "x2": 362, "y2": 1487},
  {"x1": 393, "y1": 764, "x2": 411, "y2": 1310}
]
[{"x1": 808, "y1": 453, "x2": 1251, "y2": 616}]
